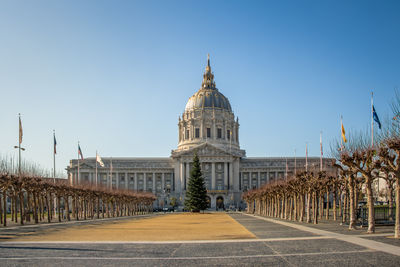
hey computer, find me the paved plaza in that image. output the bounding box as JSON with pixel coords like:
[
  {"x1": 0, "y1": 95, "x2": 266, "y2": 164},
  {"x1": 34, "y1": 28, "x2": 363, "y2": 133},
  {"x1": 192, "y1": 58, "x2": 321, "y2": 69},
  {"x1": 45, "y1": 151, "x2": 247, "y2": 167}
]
[{"x1": 0, "y1": 213, "x2": 399, "y2": 266}]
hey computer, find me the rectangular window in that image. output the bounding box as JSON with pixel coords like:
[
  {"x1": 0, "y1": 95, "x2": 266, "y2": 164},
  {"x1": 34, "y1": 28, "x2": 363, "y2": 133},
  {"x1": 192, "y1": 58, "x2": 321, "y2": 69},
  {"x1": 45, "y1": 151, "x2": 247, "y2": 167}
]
[
  {"x1": 217, "y1": 128, "x2": 222, "y2": 139},
  {"x1": 185, "y1": 129, "x2": 189, "y2": 139},
  {"x1": 195, "y1": 128, "x2": 200, "y2": 138},
  {"x1": 227, "y1": 130, "x2": 231, "y2": 140},
  {"x1": 207, "y1": 128, "x2": 211, "y2": 138}
]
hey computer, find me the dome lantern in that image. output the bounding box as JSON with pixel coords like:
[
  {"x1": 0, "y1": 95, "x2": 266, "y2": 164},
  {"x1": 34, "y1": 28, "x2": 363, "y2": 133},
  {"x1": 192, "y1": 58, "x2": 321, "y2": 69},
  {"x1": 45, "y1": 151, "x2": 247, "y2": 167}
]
[{"x1": 185, "y1": 55, "x2": 232, "y2": 112}]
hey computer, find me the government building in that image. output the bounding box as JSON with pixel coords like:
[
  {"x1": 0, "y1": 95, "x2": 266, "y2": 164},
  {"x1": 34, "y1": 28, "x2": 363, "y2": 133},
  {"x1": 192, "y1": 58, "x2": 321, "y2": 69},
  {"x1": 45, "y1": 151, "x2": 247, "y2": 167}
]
[{"x1": 67, "y1": 56, "x2": 334, "y2": 210}]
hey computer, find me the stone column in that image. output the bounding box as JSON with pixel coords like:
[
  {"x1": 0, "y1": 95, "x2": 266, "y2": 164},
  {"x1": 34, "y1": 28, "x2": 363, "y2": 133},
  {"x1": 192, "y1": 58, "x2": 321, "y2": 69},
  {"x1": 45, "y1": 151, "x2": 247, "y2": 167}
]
[
  {"x1": 162, "y1": 173, "x2": 165, "y2": 191},
  {"x1": 152, "y1": 173, "x2": 156, "y2": 194},
  {"x1": 180, "y1": 162, "x2": 185, "y2": 191},
  {"x1": 125, "y1": 172, "x2": 128, "y2": 189},
  {"x1": 185, "y1": 163, "x2": 190, "y2": 190},
  {"x1": 143, "y1": 173, "x2": 147, "y2": 191},
  {"x1": 109, "y1": 172, "x2": 112, "y2": 190},
  {"x1": 200, "y1": 116, "x2": 204, "y2": 139},
  {"x1": 174, "y1": 161, "x2": 180, "y2": 194},
  {"x1": 257, "y1": 171, "x2": 261, "y2": 188},
  {"x1": 211, "y1": 162, "x2": 216, "y2": 190},
  {"x1": 229, "y1": 161, "x2": 233, "y2": 190},
  {"x1": 116, "y1": 172, "x2": 119, "y2": 189},
  {"x1": 240, "y1": 172, "x2": 243, "y2": 191},
  {"x1": 224, "y1": 162, "x2": 228, "y2": 190},
  {"x1": 233, "y1": 159, "x2": 240, "y2": 191},
  {"x1": 134, "y1": 173, "x2": 138, "y2": 190}
]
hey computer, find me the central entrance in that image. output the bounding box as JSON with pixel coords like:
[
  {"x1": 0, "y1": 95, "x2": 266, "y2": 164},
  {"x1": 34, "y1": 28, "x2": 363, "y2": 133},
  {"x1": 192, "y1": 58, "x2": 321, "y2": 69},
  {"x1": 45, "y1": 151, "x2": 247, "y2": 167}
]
[{"x1": 216, "y1": 196, "x2": 224, "y2": 210}]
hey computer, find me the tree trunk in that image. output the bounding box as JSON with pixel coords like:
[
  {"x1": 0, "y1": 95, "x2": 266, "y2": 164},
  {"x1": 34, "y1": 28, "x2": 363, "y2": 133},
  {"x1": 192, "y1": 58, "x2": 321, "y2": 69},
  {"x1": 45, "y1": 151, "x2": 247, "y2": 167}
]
[
  {"x1": 388, "y1": 186, "x2": 394, "y2": 221},
  {"x1": 333, "y1": 189, "x2": 337, "y2": 221},
  {"x1": 319, "y1": 194, "x2": 323, "y2": 220},
  {"x1": 306, "y1": 192, "x2": 312, "y2": 223},
  {"x1": 97, "y1": 197, "x2": 100, "y2": 219},
  {"x1": 339, "y1": 189, "x2": 343, "y2": 221},
  {"x1": 33, "y1": 192, "x2": 38, "y2": 224},
  {"x1": 26, "y1": 192, "x2": 31, "y2": 222},
  {"x1": 102, "y1": 200, "x2": 105, "y2": 218},
  {"x1": 19, "y1": 191, "x2": 24, "y2": 225},
  {"x1": 72, "y1": 196, "x2": 76, "y2": 220},
  {"x1": 13, "y1": 195, "x2": 17, "y2": 223},
  {"x1": 348, "y1": 178, "x2": 357, "y2": 230},
  {"x1": 326, "y1": 190, "x2": 329, "y2": 220},
  {"x1": 394, "y1": 176, "x2": 399, "y2": 238},
  {"x1": 313, "y1": 191, "x2": 318, "y2": 224},
  {"x1": 46, "y1": 194, "x2": 51, "y2": 223},
  {"x1": 39, "y1": 195, "x2": 43, "y2": 221},
  {"x1": 366, "y1": 178, "x2": 375, "y2": 234},
  {"x1": 343, "y1": 190, "x2": 348, "y2": 224},
  {"x1": 57, "y1": 195, "x2": 61, "y2": 222},
  {"x1": 299, "y1": 194, "x2": 305, "y2": 222},
  {"x1": 65, "y1": 195, "x2": 70, "y2": 221},
  {"x1": 3, "y1": 191, "x2": 7, "y2": 226}
]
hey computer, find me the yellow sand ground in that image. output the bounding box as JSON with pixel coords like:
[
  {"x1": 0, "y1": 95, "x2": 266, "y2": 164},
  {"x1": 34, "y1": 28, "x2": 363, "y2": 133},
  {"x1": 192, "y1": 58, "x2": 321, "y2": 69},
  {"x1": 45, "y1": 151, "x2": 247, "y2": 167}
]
[{"x1": 9, "y1": 213, "x2": 256, "y2": 241}]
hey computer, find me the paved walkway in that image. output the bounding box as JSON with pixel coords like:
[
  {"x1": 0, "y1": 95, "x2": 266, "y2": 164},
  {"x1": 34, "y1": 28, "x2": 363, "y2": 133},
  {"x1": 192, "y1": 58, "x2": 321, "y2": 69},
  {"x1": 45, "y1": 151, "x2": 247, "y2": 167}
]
[
  {"x1": 241, "y1": 213, "x2": 400, "y2": 257},
  {"x1": 0, "y1": 212, "x2": 399, "y2": 266}
]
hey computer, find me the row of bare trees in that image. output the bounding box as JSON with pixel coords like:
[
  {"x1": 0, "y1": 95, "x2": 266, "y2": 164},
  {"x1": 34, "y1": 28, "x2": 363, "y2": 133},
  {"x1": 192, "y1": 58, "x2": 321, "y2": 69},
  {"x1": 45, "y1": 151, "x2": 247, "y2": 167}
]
[
  {"x1": 243, "y1": 169, "x2": 339, "y2": 224},
  {"x1": 243, "y1": 90, "x2": 400, "y2": 238},
  {"x1": 0, "y1": 173, "x2": 156, "y2": 227},
  {"x1": 243, "y1": 134, "x2": 399, "y2": 237}
]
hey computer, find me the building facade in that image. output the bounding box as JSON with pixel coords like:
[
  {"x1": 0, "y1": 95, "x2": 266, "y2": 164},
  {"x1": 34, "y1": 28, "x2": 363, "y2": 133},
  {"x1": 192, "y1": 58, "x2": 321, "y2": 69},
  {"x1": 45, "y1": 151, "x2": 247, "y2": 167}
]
[{"x1": 67, "y1": 56, "x2": 335, "y2": 209}]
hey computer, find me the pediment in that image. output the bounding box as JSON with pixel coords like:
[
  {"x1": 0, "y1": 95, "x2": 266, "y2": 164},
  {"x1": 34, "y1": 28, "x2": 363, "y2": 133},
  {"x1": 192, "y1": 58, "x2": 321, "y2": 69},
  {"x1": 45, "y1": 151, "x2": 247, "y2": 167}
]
[
  {"x1": 76, "y1": 162, "x2": 93, "y2": 169},
  {"x1": 172, "y1": 143, "x2": 233, "y2": 158}
]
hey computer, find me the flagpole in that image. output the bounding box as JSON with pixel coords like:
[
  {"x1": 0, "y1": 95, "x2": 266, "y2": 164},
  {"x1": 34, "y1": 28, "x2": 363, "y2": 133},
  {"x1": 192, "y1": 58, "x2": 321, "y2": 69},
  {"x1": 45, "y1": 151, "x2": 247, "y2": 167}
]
[
  {"x1": 371, "y1": 91, "x2": 374, "y2": 147},
  {"x1": 95, "y1": 150, "x2": 98, "y2": 187},
  {"x1": 285, "y1": 158, "x2": 288, "y2": 181},
  {"x1": 305, "y1": 143, "x2": 308, "y2": 172},
  {"x1": 17, "y1": 113, "x2": 23, "y2": 176},
  {"x1": 53, "y1": 130, "x2": 56, "y2": 183},
  {"x1": 110, "y1": 157, "x2": 113, "y2": 190},
  {"x1": 320, "y1": 131, "x2": 323, "y2": 172},
  {"x1": 340, "y1": 115, "x2": 343, "y2": 151},
  {"x1": 53, "y1": 130, "x2": 57, "y2": 218},
  {"x1": 77, "y1": 142, "x2": 80, "y2": 185},
  {"x1": 294, "y1": 149, "x2": 297, "y2": 175}
]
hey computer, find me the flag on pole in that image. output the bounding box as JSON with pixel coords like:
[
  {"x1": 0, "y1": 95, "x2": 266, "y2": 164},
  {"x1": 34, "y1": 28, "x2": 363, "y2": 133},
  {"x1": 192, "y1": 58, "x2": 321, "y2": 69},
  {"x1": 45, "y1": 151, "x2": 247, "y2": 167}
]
[
  {"x1": 78, "y1": 144, "x2": 84, "y2": 160},
  {"x1": 341, "y1": 121, "x2": 347, "y2": 143},
  {"x1": 372, "y1": 105, "x2": 382, "y2": 129},
  {"x1": 320, "y1": 132, "x2": 323, "y2": 157},
  {"x1": 53, "y1": 133, "x2": 57, "y2": 154},
  {"x1": 96, "y1": 153, "x2": 105, "y2": 167},
  {"x1": 19, "y1": 115, "x2": 23, "y2": 144}
]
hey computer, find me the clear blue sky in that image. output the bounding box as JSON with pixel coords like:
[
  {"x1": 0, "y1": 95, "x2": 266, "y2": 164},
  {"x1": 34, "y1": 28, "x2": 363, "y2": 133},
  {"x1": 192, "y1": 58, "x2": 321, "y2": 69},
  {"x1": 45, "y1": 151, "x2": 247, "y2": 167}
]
[{"x1": 1, "y1": 0, "x2": 399, "y2": 176}]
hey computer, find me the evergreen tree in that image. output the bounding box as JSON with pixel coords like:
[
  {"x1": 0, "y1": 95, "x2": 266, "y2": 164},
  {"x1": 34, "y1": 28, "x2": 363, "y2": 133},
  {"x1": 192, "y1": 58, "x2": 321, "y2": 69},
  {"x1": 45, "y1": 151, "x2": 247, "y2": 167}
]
[{"x1": 184, "y1": 153, "x2": 208, "y2": 212}]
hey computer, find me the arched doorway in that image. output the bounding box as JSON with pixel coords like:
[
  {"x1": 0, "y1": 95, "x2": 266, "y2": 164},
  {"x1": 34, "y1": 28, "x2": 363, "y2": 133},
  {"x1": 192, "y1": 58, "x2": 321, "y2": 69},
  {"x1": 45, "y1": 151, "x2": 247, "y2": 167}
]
[
  {"x1": 216, "y1": 196, "x2": 224, "y2": 210},
  {"x1": 206, "y1": 196, "x2": 211, "y2": 209}
]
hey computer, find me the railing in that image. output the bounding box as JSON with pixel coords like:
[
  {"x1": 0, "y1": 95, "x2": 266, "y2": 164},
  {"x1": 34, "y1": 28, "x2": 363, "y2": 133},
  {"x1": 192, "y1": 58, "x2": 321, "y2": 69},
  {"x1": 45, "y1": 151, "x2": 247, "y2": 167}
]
[
  {"x1": 358, "y1": 206, "x2": 396, "y2": 226},
  {"x1": 340, "y1": 206, "x2": 396, "y2": 226}
]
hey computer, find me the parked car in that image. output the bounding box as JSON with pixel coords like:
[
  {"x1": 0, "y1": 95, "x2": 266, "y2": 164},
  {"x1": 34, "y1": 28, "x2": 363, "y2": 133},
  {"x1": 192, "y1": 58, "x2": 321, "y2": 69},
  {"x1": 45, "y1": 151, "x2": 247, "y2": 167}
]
[{"x1": 162, "y1": 207, "x2": 174, "y2": 212}]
